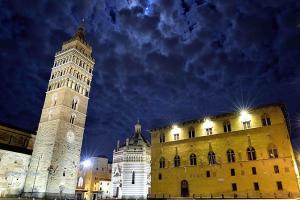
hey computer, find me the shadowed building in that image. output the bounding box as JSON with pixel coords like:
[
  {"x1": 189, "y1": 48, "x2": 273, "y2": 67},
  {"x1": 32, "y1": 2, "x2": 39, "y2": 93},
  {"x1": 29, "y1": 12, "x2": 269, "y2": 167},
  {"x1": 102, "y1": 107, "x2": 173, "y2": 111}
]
[
  {"x1": 23, "y1": 24, "x2": 95, "y2": 199},
  {"x1": 111, "y1": 122, "x2": 151, "y2": 199},
  {"x1": 0, "y1": 123, "x2": 35, "y2": 197},
  {"x1": 150, "y1": 103, "x2": 300, "y2": 198}
]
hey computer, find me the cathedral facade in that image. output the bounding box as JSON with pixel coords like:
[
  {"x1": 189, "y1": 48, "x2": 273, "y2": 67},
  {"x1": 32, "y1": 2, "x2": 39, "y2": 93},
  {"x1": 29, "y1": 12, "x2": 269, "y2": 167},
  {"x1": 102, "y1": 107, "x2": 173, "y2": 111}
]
[
  {"x1": 150, "y1": 103, "x2": 300, "y2": 198},
  {"x1": 23, "y1": 25, "x2": 95, "y2": 199},
  {"x1": 111, "y1": 122, "x2": 151, "y2": 199}
]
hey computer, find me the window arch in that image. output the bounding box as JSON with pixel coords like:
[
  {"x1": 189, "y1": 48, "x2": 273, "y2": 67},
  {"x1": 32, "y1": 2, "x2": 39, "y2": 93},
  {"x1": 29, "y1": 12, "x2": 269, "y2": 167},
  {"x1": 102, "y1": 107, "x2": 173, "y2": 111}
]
[
  {"x1": 208, "y1": 151, "x2": 216, "y2": 165},
  {"x1": 159, "y1": 157, "x2": 165, "y2": 168},
  {"x1": 268, "y1": 144, "x2": 278, "y2": 158},
  {"x1": 188, "y1": 127, "x2": 195, "y2": 138},
  {"x1": 78, "y1": 177, "x2": 84, "y2": 187},
  {"x1": 227, "y1": 149, "x2": 235, "y2": 163},
  {"x1": 247, "y1": 146, "x2": 256, "y2": 160},
  {"x1": 190, "y1": 153, "x2": 197, "y2": 165},
  {"x1": 261, "y1": 113, "x2": 271, "y2": 126},
  {"x1": 71, "y1": 97, "x2": 79, "y2": 110},
  {"x1": 70, "y1": 113, "x2": 76, "y2": 124},
  {"x1": 174, "y1": 155, "x2": 180, "y2": 167}
]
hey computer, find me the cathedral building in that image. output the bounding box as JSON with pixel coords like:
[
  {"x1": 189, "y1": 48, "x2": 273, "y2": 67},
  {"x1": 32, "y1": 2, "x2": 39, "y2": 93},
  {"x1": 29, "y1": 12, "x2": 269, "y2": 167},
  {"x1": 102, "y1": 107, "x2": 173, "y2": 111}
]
[
  {"x1": 111, "y1": 122, "x2": 151, "y2": 199},
  {"x1": 76, "y1": 156, "x2": 112, "y2": 200},
  {"x1": 150, "y1": 103, "x2": 300, "y2": 198},
  {"x1": 23, "y1": 24, "x2": 95, "y2": 199}
]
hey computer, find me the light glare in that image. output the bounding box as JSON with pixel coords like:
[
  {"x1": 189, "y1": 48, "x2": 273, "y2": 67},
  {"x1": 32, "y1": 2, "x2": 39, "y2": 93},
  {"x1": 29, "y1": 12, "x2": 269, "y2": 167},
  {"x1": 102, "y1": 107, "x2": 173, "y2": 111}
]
[{"x1": 82, "y1": 159, "x2": 91, "y2": 168}]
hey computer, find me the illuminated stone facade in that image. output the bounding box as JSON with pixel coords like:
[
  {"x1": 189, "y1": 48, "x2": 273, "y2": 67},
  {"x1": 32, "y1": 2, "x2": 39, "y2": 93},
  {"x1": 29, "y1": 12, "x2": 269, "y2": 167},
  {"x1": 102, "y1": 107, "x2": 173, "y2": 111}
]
[
  {"x1": 76, "y1": 156, "x2": 112, "y2": 200},
  {"x1": 0, "y1": 124, "x2": 35, "y2": 197},
  {"x1": 23, "y1": 25, "x2": 95, "y2": 199},
  {"x1": 151, "y1": 104, "x2": 300, "y2": 198},
  {"x1": 111, "y1": 122, "x2": 151, "y2": 199}
]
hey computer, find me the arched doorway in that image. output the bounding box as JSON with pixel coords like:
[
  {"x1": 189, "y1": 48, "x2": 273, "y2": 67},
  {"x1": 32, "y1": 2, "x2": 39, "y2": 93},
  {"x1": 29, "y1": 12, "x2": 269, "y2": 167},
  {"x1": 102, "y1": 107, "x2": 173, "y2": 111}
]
[{"x1": 181, "y1": 180, "x2": 189, "y2": 197}]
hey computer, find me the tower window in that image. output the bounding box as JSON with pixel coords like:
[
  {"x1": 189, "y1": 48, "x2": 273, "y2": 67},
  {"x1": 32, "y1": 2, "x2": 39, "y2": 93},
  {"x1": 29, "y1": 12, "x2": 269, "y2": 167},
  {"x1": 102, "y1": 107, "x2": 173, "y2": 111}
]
[
  {"x1": 230, "y1": 168, "x2": 235, "y2": 176},
  {"x1": 132, "y1": 171, "x2": 135, "y2": 184},
  {"x1": 70, "y1": 114, "x2": 76, "y2": 124},
  {"x1": 247, "y1": 147, "x2": 256, "y2": 160},
  {"x1": 274, "y1": 165, "x2": 280, "y2": 174},
  {"x1": 188, "y1": 127, "x2": 195, "y2": 138},
  {"x1": 268, "y1": 145, "x2": 278, "y2": 158},
  {"x1": 174, "y1": 155, "x2": 180, "y2": 167},
  {"x1": 261, "y1": 113, "x2": 271, "y2": 126},
  {"x1": 206, "y1": 128, "x2": 212, "y2": 135},
  {"x1": 252, "y1": 167, "x2": 257, "y2": 175},
  {"x1": 227, "y1": 149, "x2": 235, "y2": 163},
  {"x1": 174, "y1": 134, "x2": 179, "y2": 141},
  {"x1": 223, "y1": 121, "x2": 231, "y2": 132},
  {"x1": 71, "y1": 97, "x2": 79, "y2": 110},
  {"x1": 243, "y1": 121, "x2": 251, "y2": 129},
  {"x1": 159, "y1": 157, "x2": 165, "y2": 168},
  {"x1": 232, "y1": 183, "x2": 237, "y2": 191},
  {"x1": 159, "y1": 133, "x2": 165, "y2": 143},
  {"x1": 190, "y1": 153, "x2": 197, "y2": 166},
  {"x1": 208, "y1": 151, "x2": 216, "y2": 165},
  {"x1": 254, "y1": 182, "x2": 259, "y2": 191},
  {"x1": 63, "y1": 171, "x2": 65, "y2": 177}
]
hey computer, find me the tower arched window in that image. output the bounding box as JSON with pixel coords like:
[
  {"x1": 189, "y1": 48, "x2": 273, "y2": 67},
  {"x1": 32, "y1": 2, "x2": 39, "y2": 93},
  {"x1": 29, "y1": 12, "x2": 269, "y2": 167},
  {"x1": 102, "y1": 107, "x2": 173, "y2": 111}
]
[
  {"x1": 247, "y1": 146, "x2": 256, "y2": 160},
  {"x1": 268, "y1": 144, "x2": 278, "y2": 158},
  {"x1": 190, "y1": 153, "x2": 197, "y2": 165},
  {"x1": 223, "y1": 121, "x2": 231, "y2": 132},
  {"x1": 71, "y1": 97, "x2": 79, "y2": 110},
  {"x1": 70, "y1": 114, "x2": 76, "y2": 124},
  {"x1": 159, "y1": 157, "x2": 165, "y2": 168},
  {"x1": 174, "y1": 155, "x2": 180, "y2": 167},
  {"x1": 159, "y1": 133, "x2": 165, "y2": 143},
  {"x1": 227, "y1": 149, "x2": 235, "y2": 163},
  {"x1": 261, "y1": 113, "x2": 271, "y2": 126},
  {"x1": 188, "y1": 127, "x2": 195, "y2": 138},
  {"x1": 132, "y1": 171, "x2": 135, "y2": 184},
  {"x1": 208, "y1": 151, "x2": 216, "y2": 165}
]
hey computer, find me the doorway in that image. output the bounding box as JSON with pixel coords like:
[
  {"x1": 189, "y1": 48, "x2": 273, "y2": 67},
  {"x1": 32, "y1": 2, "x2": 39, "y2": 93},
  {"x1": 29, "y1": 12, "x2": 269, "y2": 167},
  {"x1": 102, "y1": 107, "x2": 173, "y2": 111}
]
[{"x1": 181, "y1": 180, "x2": 189, "y2": 197}]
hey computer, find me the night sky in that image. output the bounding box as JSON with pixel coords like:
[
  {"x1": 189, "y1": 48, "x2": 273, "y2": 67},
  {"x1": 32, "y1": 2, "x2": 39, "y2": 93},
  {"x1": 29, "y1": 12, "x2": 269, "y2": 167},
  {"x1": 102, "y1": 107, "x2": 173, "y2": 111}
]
[{"x1": 0, "y1": 0, "x2": 300, "y2": 159}]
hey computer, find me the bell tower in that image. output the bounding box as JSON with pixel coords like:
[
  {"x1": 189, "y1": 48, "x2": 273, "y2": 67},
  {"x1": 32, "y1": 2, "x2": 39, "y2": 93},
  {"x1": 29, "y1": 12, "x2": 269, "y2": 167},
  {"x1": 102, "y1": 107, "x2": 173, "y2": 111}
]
[{"x1": 24, "y1": 25, "x2": 95, "y2": 199}]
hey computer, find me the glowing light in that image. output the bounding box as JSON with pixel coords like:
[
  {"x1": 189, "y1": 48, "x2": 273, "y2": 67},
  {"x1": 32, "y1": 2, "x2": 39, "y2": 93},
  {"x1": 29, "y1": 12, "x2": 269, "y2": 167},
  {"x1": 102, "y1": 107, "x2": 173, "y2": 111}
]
[
  {"x1": 82, "y1": 159, "x2": 91, "y2": 168},
  {"x1": 203, "y1": 118, "x2": 213, "y2": 129},
  {"x1": 240, "y1": 110, "x2": 251, "y2": 122},
  {"x1": 171, "y1": 125, "x2": 181, "y2": 135}
]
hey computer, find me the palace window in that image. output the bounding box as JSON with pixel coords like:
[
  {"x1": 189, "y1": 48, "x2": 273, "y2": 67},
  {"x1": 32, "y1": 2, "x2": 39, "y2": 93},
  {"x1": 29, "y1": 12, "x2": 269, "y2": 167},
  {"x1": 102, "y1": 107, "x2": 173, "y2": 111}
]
[
  {"x1": 159, "y1": 133, "x2": 165, "y2": 143},
  {"x1": 254, "y1": 182, "x2": 259, "y2": 191},
  {"x1": 206, "y1": 128, "x2": 213, "y2": 135},
  {"x1": 232, "y1": 183, "x2": 237, "y2": 191},
  {"x1": 132, "y1": 171, "x2": 135, "y2": 184},
  {"x1": 206, "y1": 170, "x2": 210, "y2": 177},
  {"x1": 188, "y1": 127, "x2": 195, "y2": 138},
  {"x1": 276, "y1": 181, "x2": 283, "y2": 190},
  {"x1": 159, "y1": 157, "x2": 165, "y2": 168},
  {"x1": 223, "y1": 121, "x2": 231, "y2": 132},
  {"x1": 174, "y1": 133, "x2": 179, "y2": 141},
  {"x1": 274, "y1": 165, "x2": 279, "y2": 174},
  {"x1": 243, "y1": 121, "x2": 251, "y2": 129},
  {"x1": 261, "y1": 113, "x2": 271, "y2": 126},
  {"x1": 247, "y1": 147, "x2": 256, "y2": 160},
  {"x1": 231, "y1": 168, "x2": 235, "y2": 176},
  {"x1": 174, "y1": 155, "x2": 180, "y2": 167},
  {"x1": 158, "y1": 173, "x2": 162, "y2": 180},
  {"x1": 190, "y1": 153, "x2": 197, "y2": 166},
  {"x1": 227, "y1": 149, "x2": 235, "y2": 163},
  {"x1": 208, "y1": 151, "x2": 216, "y2": 165},
  {"x1": 268, "y1": 145, "x2": 278, "y2": 158},
  {"x1": 252, "y1": 167, "x2": 257, "y2": 175}
]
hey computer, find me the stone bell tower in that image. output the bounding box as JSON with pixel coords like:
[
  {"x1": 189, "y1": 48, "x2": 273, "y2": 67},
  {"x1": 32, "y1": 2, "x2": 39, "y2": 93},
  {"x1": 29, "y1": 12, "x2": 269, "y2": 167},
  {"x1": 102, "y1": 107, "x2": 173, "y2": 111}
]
[{"x1": 23, "y1": 24, "x2": 95, "y2": 199}]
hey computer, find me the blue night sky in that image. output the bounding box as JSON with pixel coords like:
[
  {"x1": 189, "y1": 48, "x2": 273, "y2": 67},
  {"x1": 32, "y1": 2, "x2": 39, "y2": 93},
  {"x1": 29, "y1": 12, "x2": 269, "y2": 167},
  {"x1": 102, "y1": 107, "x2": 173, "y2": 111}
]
[{"x1": 0, "y1": 0, "x2": 299, "y2": 159}]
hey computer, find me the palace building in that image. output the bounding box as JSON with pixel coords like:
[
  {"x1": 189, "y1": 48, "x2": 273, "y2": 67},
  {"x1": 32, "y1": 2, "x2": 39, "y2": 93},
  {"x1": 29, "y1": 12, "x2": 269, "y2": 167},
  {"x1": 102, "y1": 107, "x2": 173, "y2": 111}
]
[
  {"x1": 23, "y1": 24, "x2": 95, "y2": 199},
  {"x1": 111, "y1": 122, "x2": 151, "y2": 199},
  {"x1": 150, "y1": 103, "x2": 300, "y2": 198}
]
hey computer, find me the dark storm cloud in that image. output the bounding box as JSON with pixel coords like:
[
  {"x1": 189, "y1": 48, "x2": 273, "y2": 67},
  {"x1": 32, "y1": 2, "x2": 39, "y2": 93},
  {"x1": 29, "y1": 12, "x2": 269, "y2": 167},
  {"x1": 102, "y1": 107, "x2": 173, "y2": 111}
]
[{"x1": 0, "y1": 0, "x2": 300, "y2": 158}]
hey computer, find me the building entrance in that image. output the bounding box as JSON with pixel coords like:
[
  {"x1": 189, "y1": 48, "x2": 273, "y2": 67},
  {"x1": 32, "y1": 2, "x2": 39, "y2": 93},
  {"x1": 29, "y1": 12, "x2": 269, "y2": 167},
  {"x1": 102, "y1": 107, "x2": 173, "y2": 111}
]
[{"x1": 181, "y1": 180, "x2": 189, "y2": 197}]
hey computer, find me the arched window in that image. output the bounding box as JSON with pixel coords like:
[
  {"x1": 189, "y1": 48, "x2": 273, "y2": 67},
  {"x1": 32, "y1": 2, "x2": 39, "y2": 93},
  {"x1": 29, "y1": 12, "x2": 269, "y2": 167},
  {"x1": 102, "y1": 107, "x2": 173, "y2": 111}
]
[
  {"x1": 247, "y1": 146, "x2": 256, "y2": 160},
  {"x1": 190, "y1": 153, "x2": 197, "y2": 165},
  {"x1": 159, "y1": 157, "x2": 165, "y2": 168},
  {"x1": 268, "y1": 144, "x2": 278, "y2": 158},
  {"x1": 159, "y1": 133, "x2": 165, "y2": 143},
  {"x1": 261, "y1": 113, "x2": 271, "y2": 126},
  {"x1": 71, "y1": 97, "x2": 79, "y2": 110},
  {"x1": 227, "y1": 149, "x2": 235, "y2": 163},
  {"x1": 132, "y1": 171, "x2": 135, "y2": 184},
  {"x1": 223, "y1": 121, "x2": 231, "y2": 132},
  {"x1": 78, "y1": 177, "x2": 84, "y2": 187},
  {"x1": 174, "y1": 155, "x2": 180, "y2": 167},
  {"x1": 70, "y1": 114, "x2": 76, "y2": 124},
  {"x1": 188, "y1": 127, "x2": 195, "y2": 138},
  {"x1": 208, "y1": 151, "x2": 216, "y2": 165}
]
